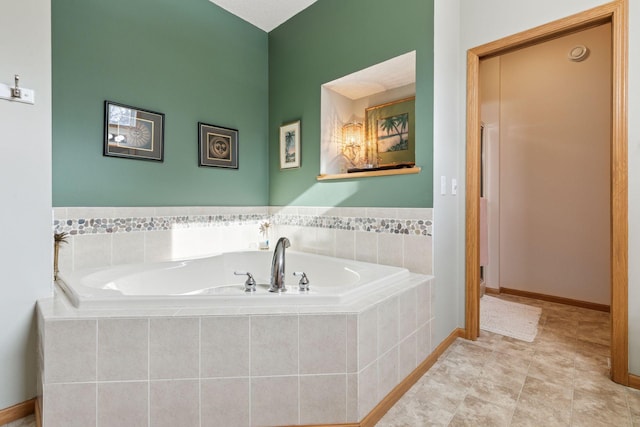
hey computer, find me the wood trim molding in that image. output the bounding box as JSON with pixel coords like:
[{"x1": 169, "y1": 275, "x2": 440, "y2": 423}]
[
  {"x1": 499, "y1": 287, "x2": 610, "y2": 312},
  {"x1": 484, "y1": 287, "x2": 500, "y2": 295},
  {"x1": 608, "y1": 0, "x2": 629, "y2": 387},
  {"x1": 465, "y1": 48, "x2": 481, "y2": 341},
  {"x1": 465, "y1": 0, "x2": 628, "y2": 385},
  {"x1": 629, "y1": 374, "x2": 640, "y2": 390},
  {"x1": 0, "y1": 399, "x2": 35, "y2": 425},
  {"x1": 35, "y1": 398, "x2": 42, "y2": 427},
  {"x1": 316, "y1": 167, "x2": 421, "y2": 181},
  {"x1": 289, "y1": 328, "x2": 465, "y2": 427}
]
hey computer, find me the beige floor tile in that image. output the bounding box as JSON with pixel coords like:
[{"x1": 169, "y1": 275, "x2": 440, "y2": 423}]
[
  {"x1": 574, "y1": 368, "x2": 627, "y2": 399},
  {"x1": 378, "y1": 398, "x2": 455, "y2": 427},
  {"x1": 510, "y1": 395, "x2": 570, "y2": 426},
  {"x1": 534, "y1": 335, "x2": 578, "y2": 357},
  {"x1": 628, "y1": 388, "x2": 640, "y2": 416},
  {"x1": 494, "y1": 338, "x2": 536, "y2": 359},
  {"x1": 576, "y1": 320, "x2": 611, "y2": 346},
  {"x1": 0, "y1": 416, "x2": 36, "y2": 427},
  {"x1": 411, "y1": 370, "x2": 471, "y2": 413},
  {"x1": 485, "y1": 350, "x2": 532, "y2": 375},
  {"x1": 531, "y1": 347, "x2": 575, "y2": 367},
  {"x1": 448, "y1": 394, "x2": 513, "y2": 427},
  {"x1": 575, "y1": 352, "x2": 609, "y2": 375},
  {"x1": 466, "y1": 376, "x2": 520, "y2": 411},
  {"x1": 376, "y1": 295, "x2": 627, "y2": 426},
  {"x1": 479, "y1": 358, "x2": 528, "y2": 390},
  {"x1": 576, "y1": 338, "x2": 610, "y2": 358},
  {"x1": 519, "y1": 376, "x2": 572, "y2": 413},
  {"x1": 527, "y1": 358, "x2": 575, "y2": 388},
  {"x1": 472, "y1": 330, "x2": 504, "y2": 349},
  {"x1": 572, "y1": 389, "x2": 631, "y2": 426},
  {"x1": 450, "y1": 339, "x2": 495, "y2": 360},
  {"x1": 535, "y1": 325, "x2": 576, "y2": 341},
  {"x1": 571, "y1": 410, "x2": 631, "y2": 427},
  {"x1": 437, "y1": 350, "x2": 485, "y2": 380}
]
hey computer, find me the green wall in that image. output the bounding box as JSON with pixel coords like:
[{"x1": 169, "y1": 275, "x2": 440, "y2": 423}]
[
  {"x1": 52, "y1": 0, "x2": 269, "y2": 206},
  {"x1": 268, "y1": 0, "x2": 434, "y2": 207}
]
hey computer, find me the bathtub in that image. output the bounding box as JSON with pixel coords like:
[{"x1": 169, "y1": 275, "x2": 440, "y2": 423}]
[{"x1": 56, "y1": 250, "x2": 411, "y2": 309}]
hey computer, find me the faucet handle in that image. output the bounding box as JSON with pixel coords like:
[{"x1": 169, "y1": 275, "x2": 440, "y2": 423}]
[
  {"x1": 293, "y1": 272, "x2": 309, "y2": 291},
  {"x1": 234, "y1": 271, "x2": 257, "y2": 292}
]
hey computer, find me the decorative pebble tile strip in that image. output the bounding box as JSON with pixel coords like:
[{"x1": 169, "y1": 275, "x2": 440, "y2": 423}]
[
  {"x1": 273, "y1": 214, "x2": 432, "y2": 236},
  {"x1": 53, "y1": 214, "x2": 269, "y2": 235},
  {"x1": 53, "y1": 213, "x2": 432, "y2": 236}
]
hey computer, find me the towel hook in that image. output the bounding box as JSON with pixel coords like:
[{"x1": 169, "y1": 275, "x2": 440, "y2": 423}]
[{"x1": 10, "y1": 75, "x2": 21, "y2": 99}]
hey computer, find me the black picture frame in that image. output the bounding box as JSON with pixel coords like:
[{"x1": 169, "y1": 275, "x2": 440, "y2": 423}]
[
  {"x1": 198, "y1": 122, "x2": 239, "y2": 169},
  {"x1": 103, "y1": 101, "x2": 164, "y2": 162}
]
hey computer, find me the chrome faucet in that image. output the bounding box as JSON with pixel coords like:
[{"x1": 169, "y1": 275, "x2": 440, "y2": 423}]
[{"x1": 269, "y1": 237, "x2": 291, "y2": 292}]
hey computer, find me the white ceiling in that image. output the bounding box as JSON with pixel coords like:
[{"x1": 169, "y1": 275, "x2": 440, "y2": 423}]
[
  {"x1": 209, "y1": 0, "x2": 317, "y2": 32},
  {"x1": 323, "y1": 51, "x2": 416, "y2": 100}
]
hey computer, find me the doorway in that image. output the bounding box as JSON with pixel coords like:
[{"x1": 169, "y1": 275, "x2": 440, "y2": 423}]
[{"x1": 464, "y1": 1, "x2": 629, "y2": 385}]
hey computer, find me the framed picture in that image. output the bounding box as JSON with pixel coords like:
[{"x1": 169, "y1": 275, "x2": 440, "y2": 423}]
[
  {"x1": 104, "y1": 101, "x2": 164, "y2": 161},
  {"x1": 198, "y1": 122, "x2": 238, "y2": 169},
  {"x1": 280, "y1": 120, "x2": 301, "y2": 169},
  {"x1": 365, "y1": 96, "x2": 415, "y2": 167}
]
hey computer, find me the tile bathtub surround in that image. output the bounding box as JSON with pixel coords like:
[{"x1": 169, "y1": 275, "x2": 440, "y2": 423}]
[
  {"x1": 53, "y1": 206, "x2": 433, "y2": 274},
  {"x1": 37, "y1": 276, "x2": 435, "y2": 427}
]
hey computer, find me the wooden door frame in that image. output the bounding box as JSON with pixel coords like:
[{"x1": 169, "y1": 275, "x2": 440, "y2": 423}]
[{"x1": 464, "y1": 0, "x2": 629, "y2": 385}]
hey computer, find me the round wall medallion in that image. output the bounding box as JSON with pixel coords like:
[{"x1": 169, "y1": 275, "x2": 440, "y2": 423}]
[
  {"x1": 568, "y1": 45, "x2": 589, "y2": 62},
  {"x1": 208, "y1": 135, "x2": 230, "y2": 159}
]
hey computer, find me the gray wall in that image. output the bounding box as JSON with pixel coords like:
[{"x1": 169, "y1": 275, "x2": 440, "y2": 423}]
[{"x1": 0, "y1": 0, "x2": 53, "y2": 409}]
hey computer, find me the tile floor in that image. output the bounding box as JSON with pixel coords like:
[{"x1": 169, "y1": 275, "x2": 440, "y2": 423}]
[
  {"x1": 0, "y1": 415, "x2": 35, "y2": 427},
  {"x1": 378, "y1": 294, "x2": 640, "y2": 426},
  {"x1": 5, "y1": 295, "x2": 639, "y2": 427}
]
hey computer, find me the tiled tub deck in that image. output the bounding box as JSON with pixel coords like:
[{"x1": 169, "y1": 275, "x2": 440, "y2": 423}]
[{"x1": 37, "y1": 273, "x2": 434, "y2": 427}]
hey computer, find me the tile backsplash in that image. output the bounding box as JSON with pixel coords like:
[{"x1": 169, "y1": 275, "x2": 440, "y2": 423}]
[{"x1": 53, "y1": 206, "x2": 433, "y2": 274}]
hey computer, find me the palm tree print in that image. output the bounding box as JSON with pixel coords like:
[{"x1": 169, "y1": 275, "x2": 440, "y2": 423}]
[
  {"x1": 377, "y1": 113, "x2": 409, "y2": 152},
  {"x1": 285, "y1": 130, "x2": 296, "y2": 163}
]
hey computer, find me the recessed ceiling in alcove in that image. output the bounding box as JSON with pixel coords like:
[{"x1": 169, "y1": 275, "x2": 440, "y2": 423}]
[{"x1": 323, "y1": 51, "x2": 416, "y2": 100}]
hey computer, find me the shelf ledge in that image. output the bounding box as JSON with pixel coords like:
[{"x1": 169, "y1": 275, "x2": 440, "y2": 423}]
[{"x1": 317, "y1": 166, "x2": 421, "y2": 181}]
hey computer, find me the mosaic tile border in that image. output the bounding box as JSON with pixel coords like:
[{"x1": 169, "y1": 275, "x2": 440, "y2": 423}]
[
  {"x1": 53, "y1": 214, "x2": 268, "y2": 235},
  {"x1": 275, "y1": 214, "x2": 432, "y2": 236},
  {"x1": 53, "y1": 211, "x2": 433, "y2": 236}
]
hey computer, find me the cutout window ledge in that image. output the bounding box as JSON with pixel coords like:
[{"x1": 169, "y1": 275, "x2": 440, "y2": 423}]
[{"x1": 317, "y1": 166, "x2": 421, "y2": 181}]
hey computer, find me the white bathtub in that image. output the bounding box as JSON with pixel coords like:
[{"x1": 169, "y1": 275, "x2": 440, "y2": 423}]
[{"x1": 56, "y1": 250, "x2": 410, "y2": 309}]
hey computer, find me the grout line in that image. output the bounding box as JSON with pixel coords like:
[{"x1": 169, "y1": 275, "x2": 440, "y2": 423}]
[
  {"x1": 198, "y1": 318, "x2": 201, "y2": 427},
  {"x1": 147, "y1": 319, "x2": 150, "y2": 427},
  {"x1": 248, "y1": 316, "x2": 252, "y2": 427},
  {"x1": 95, "y1": 319, "x2": 98, "y2": 427},
  {"x1": 297, "y1": 314, "x2": 301, "y2": 425},
  {"x1": 344, "y1": 314, "x2": 349, "y2": 422}
]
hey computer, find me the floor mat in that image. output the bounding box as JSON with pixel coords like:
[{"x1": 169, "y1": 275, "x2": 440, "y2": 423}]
[{"x1": 480, "y1": 295, "x2": 542, "y2": 342}]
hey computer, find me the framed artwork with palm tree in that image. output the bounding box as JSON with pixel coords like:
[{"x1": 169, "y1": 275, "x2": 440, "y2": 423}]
[
  {"x1": 365, "y1": 96, "x2": 415, "y2": 167},
  {"x1": 280, "y1": 120, "x2": 301, "y2": 169}
]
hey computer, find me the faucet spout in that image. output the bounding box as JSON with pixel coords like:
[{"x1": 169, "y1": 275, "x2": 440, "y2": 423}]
[{"x1": 269, "y1": 237, "x2": 291, "y2": 292}]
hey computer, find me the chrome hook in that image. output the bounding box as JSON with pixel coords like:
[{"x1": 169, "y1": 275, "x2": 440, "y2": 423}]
[{"x1": 11, "y1": 75, "x2": 21, "y2": 99}]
